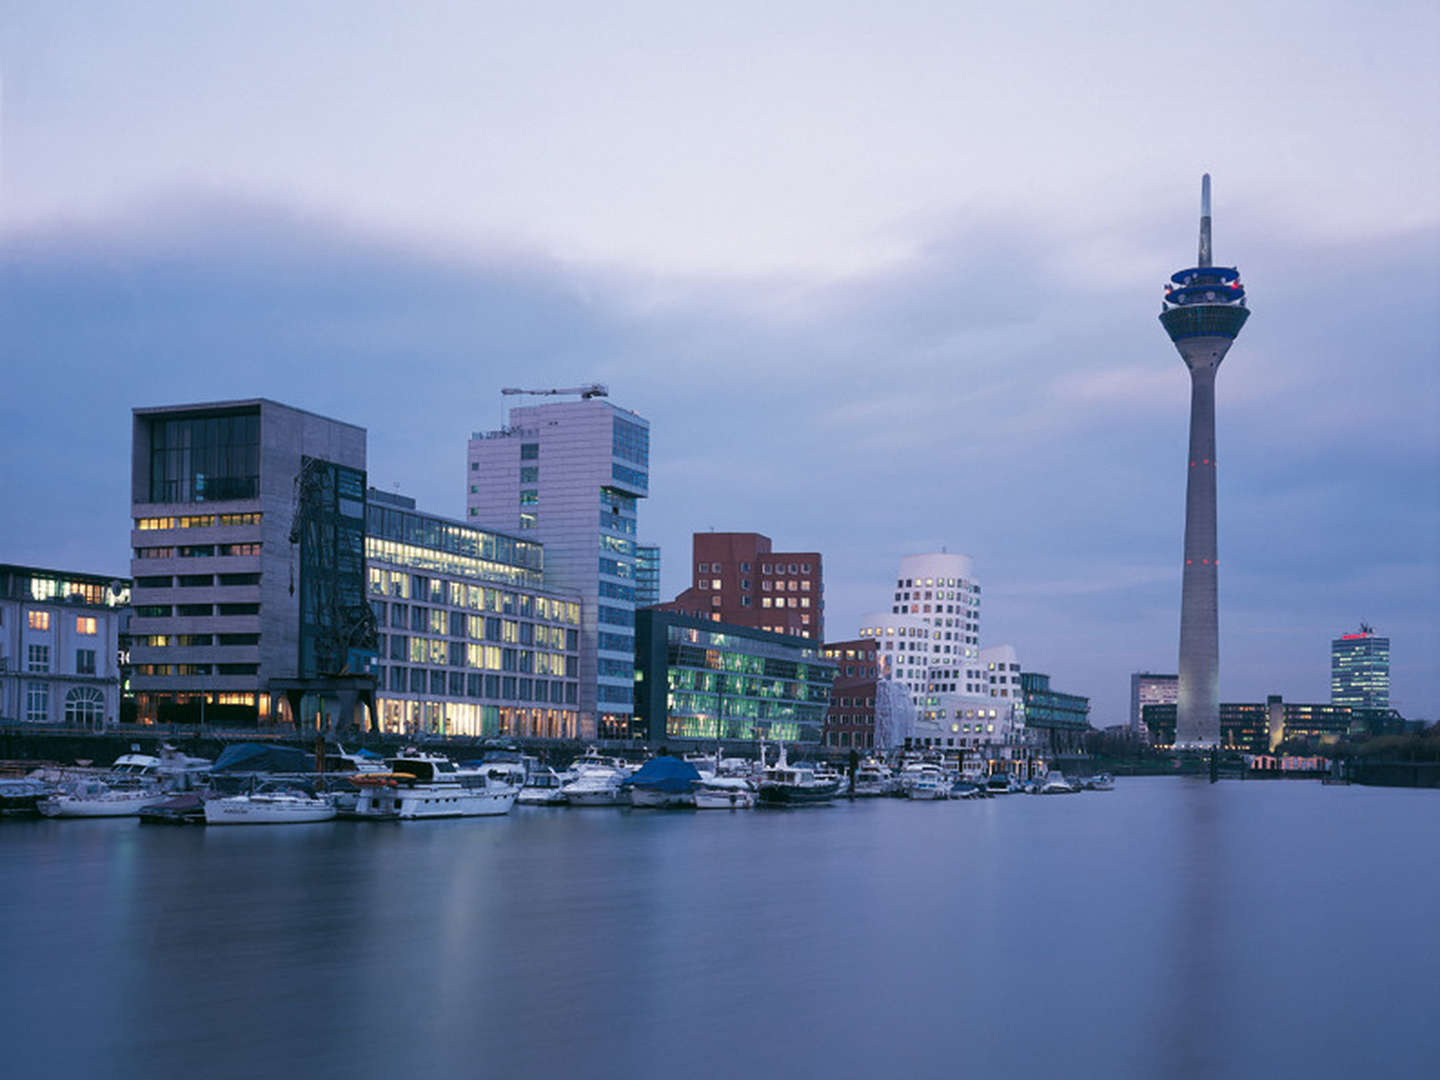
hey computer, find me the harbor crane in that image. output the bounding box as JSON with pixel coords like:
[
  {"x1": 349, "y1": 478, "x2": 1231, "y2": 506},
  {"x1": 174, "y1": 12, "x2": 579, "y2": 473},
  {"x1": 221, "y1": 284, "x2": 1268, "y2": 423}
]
[{"x1": 501, "y1": 383, "x2": 608, "y2": 399}]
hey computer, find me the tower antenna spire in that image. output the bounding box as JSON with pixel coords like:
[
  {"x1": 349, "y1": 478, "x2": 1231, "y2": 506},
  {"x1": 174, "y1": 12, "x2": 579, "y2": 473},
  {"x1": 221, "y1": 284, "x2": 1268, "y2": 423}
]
[{"x1": 1198, "y1": 173, "x2": 1212, "y2": 268}]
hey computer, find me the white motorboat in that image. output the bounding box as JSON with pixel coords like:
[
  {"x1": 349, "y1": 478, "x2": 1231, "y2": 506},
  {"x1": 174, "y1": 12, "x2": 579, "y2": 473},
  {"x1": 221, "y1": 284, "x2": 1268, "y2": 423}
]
[
  {"x1": 516, "y1": 768, "x2": 568, "y2": 806},
  {"x1": 693, "y1": 777, "x2": 756, "y2": 810},
  {"x1": 38, "y1": 780, "x2": 157, "y2": 818},
  {"x1": 985, "y1": 772, "x2": 1022, "y2": 795},
  {"x1": 757, "y1": 745, "x2": 839, "y2": 806},
  {"x1": 561, "y1": 766, "x2": 627, "y2": 806},
  {"x1": 900, "y1": 763, "x2": 950, "y2": 800},
  {"x1": 1084, "y1": 774, "x2": 1115, "y2": 791},
  {"x1": 852, "y1": 761, "x2": 897, "y2": 797},
  {"x1": 204, "y1": 789, "x2": 336, "y2": 824},
  {"x1": 351, "y1": 751, "x2": 518, "y2": 819},
  {"x1": 1040, "y1": 772, "x2": 1080, "y2": 794}
]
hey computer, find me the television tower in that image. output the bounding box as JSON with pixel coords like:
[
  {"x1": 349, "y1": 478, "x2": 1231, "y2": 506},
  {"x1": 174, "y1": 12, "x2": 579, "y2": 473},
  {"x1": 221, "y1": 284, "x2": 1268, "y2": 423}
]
[{"x1": 1159, "y1": 175, "x2": 1250, "y2": 749}]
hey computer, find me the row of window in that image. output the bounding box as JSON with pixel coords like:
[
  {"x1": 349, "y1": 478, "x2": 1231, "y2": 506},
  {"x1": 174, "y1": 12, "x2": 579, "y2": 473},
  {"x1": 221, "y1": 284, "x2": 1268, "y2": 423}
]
[
  {"x1": 367, "y1": 570, "x2": 578, "y2": 624},
  {"x1": 376, "y1": 604, "x2": 575, "y2": 650},
  {"x1": 133, "y1": 604, "x2": 260, "y2": 618},
  {"x1": 134, "y1": 634, "x2": 259, "y2": 647},
  {"x1": 21, "y1": 645, "x2": 98, "y2": 674},
  {"x1": 382, "y1": 637, "x2": 574, "y2": 676},
  {"x1": 133, "y1": 664, "x2": 259, "y2": 676},
  {"x1": 897, "y1": 576, "x2": 979, "y2": 592},
  {"x1": 135, "y1": 544, "x2": 262, "y2": 558},
  {"x1": 23, "y1": 612, "x2": 98, "y2": 634},
  {"x1": 698, "y1": 561, "x2": 813, "y2": 575},
  {"x1": 134, "y1": 573, "x2": 261, "y2": 589},
  {"x1": 135, "y1": 513, "x2": 262, "y2": 531},
  {"x1": 22, "y1": 684, "x2": 106, "y2": 724},
  {"x1": 376, "y1": 665, "x2": 577, "y2": 704}
]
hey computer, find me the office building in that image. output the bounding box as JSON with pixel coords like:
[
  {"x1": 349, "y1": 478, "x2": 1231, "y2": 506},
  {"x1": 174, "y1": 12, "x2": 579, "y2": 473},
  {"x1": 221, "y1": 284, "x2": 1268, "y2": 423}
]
[
  {"x1": 1160, "y1": 175, "x2": 1251, "y2": 748},
  {"x1": 656, "y1": 532, "x2": 823, "y2": 640},
  {"x1": 1142, "y1": 695, "x2": 1349, "y2": 754},
  {"x1": 467, "y1": 392, "x2": 650, "y2": 740},
  {"x1": 0, "y1": 565, "x2": 129, "y2": 727},
  {"x1": 1130, "y1": 672, "x2": 1178, "y2": 732},
  {"x1": 1021, "y1": 672, "x2": 1091, "y2": 753},
  {"x1": 634, "y1": 543, "x2": 661, "y2": 608},
  {"x1": 633, "y1": 609, "x2": 836, "y2": 746},
  {"x1": 1331, "y1": 626, "x2": 1389, "y2": 709},
  {"x1": 821, "y1": 638, "x2": 877, "y2": 749},
  {"x1": 128, "y1": 399, "x2": 368, "y2": 726},
  {"x1": 364, "y1": 489, "x2": 582, "y2": 739}
]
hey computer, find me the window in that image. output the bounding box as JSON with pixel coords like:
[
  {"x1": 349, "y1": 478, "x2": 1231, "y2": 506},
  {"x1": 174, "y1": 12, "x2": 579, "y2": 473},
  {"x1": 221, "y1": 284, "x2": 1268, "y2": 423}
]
[
  {"x1": 28, "y1": 644, "x2": 51, "y2": 672},
  {"x1": 219, "y1": 543, "x2": 261, "y2": 556},
  {"x1": 28, "y1": 610, "x2": 51, "y2": 631},
  {"x1": 75, "y1": 649, "x2": 97, "y2": 675},
  {"x1": 217, "y1": 513, "x2": 261, "y2": 527},
  {"x1": 520, "y1": 466, "x2": 538, "y2": 483},
  {"x1": 26, "y1": 683, "x2": 49, "y2": 723},
  {"x1": 136, "y1": 517, "x2": 176, "y2": 531},
  {"x1": 520, "y1": 490, "x2": 538, "y2": 505},
  {"x1": 64, "y1": 686, "x2": 104, "y2": 727},
  {"x1": 520, "y1": 443, "x2": 539, "y2": 460}
]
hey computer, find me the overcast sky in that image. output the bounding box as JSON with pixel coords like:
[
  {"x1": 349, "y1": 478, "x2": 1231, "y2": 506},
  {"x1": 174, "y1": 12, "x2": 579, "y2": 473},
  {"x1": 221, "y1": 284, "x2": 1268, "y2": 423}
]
[{"x1": 2, "y1": 2, "x2": 1437, "y2": 724}]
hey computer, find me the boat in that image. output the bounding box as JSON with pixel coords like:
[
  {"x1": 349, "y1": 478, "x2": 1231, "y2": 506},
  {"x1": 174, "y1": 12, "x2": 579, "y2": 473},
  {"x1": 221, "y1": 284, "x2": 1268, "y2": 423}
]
[
  {"x1": 204, "y1": 787, "x2": 337, "y2": 824},
  {"x1": 900, "y1": 762, "x2": 950, "y2": 800},
  {"x1": 949, "y1": 780, "x2": 986, "y2": 800},
  {"x1": 1083, "y1": 774, "x2": 1115, "y2": 791},
  {"x1": 139, "y1": 792, "x2": 207, "y2": 825},
  {"x1": 852, "y1": 760, "x2": 897, "y2": 797},
  {"x1": 0, "y1": 777, "x2": 59, "y2": 815},
  {"x1": 350, "y1": 750, "x2": 518, "y2": 819},
  {"x1": 1040, "y1": 772, "x2": 1080, "y2": 794},
  {"x1": 38, "y1": 779, "x2": 157, "y2": 818},
  {"x1": 626, "y1": 756, "x2": 702, "y2": 808},
  {"x1": 516, "y1": 768, "x2": 567, "y2": 806},
  {"x1": 560, "y1": 766, "x2": 627, "y2": 806},
  {"x1": 986, "y1": 772, "x2": 1022, "y2": 795},
  {"x1": 757, "y1": 745, "x2": 839, "y2": 807},
  {"x1": 693, "y1": 776, "x2": 757, "y2": 810}
]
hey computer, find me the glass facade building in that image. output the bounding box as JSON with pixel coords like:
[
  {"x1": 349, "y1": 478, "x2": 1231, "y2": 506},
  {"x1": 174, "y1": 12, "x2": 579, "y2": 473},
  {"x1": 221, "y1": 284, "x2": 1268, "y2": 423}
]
[
  {"x1": 634, "y1": 543, "x2": 661, "y2": 608},
  {"x1": 366, "y1": 492, "x2": 582, "y2": 739},
  {"x1": 1331, "y1": 630, "x2": 1389, "y2": 709},
  {"x1": 634, "y1": 609, "x2": 836, "y2": 745}
]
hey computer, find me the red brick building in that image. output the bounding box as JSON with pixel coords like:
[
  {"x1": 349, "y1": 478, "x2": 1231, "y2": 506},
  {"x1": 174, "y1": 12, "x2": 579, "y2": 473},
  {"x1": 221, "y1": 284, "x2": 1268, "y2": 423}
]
[
  {"x1": 822, "y1": 638, "x2": 878, "y2": 749},
  {"x1": 652, "y1": 532, "x2": 823, "y2": 640}
]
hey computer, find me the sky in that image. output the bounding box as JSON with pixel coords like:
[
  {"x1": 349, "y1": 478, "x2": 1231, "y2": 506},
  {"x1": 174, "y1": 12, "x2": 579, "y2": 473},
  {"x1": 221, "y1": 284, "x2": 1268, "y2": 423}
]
[{"x1": 2, "y1": 1, "x2": 1437, "y2": 725}]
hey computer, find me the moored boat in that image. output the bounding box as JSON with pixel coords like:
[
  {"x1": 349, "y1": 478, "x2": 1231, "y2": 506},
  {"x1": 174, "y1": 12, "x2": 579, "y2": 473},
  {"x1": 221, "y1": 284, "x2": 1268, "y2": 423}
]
[
  {"x1": 516, "y1": 768, "x2": 567, "y2": 806},
  {"x1": 757, "y1": 746, "x2": 839, "y2": 807},
  {"x1": 38, "y1": 779, "x2": 157, "y2": 818},
  {"x1": 900, "y1": 763, "x2": 950, "y2": 800},
  {"x1": 626, "y1": 756, "x2": 702, "y2": 809},
  {"x1": 1040, "y1": 772, "x2": 1080, "y2": 794},
  {"x1": 351, "y1": 750, "x2": 518, "y2": 819},
  {"x1": 693, "y1": 777, "x2": 756, "y2": 810},
  {"x1": 204, "y1": 789, "x2": 336, "y2": 824}
]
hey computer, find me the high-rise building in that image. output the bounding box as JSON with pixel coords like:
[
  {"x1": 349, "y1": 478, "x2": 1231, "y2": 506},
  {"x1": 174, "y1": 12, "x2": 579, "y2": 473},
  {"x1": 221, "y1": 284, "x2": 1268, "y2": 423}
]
[
  {"x1": 467, "y1": 393, "x2": 650, "y2": 740},
  {"x1": 128, "y1": 399, "x2": 368, "y2": 726},
  {"x1": 1130, "y1": 672, "x2": 1178, "y2": 732},
  {"x1": 821, "y1": 638, "x2": 878, "y2": 749},
  {"x1": 364, "y1": 488, "x2": 583, "y2": 739},
  {"x1": 634, "y1": 543, "x2": 661, "y2": 608},
  {"x1": 0, "y1": 564, "x2": 129, "y2": 727},
  {"x1": 857, "y1": 552, "x2": 983, "y2": 701},
  {"x1": 1020, "y1": 672, "x2": 1091, "y2": 753},
  {"x1": 1160, "y1": 175, "x2": 1251, "y2": 749},
  {"x1": 1331, "y1": 625, "x2": 1390, "y2": 709},
  {"x1": 654, "y1": 532, "x2": 823, "y2": 639}
]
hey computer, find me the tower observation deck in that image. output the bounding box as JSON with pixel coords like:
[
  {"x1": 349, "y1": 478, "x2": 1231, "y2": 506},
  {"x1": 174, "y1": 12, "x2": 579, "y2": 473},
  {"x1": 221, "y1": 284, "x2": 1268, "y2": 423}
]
[{"x1": 1161, "y1": 174, "x2": 1250, "y2": 749}]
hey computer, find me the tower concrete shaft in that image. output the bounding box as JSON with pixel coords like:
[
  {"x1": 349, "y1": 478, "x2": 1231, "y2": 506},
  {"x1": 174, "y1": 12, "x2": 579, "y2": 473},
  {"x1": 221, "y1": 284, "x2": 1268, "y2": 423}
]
[{"x1": 1159, "y1": 175, "x2": 1250, "y2": 749}]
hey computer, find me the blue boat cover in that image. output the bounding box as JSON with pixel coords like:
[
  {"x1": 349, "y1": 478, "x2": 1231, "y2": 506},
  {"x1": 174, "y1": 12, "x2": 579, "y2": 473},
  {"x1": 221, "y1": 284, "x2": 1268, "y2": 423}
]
[
  {"x1": 624, "y1": 756, "x2": 702, "y2": 792},
  {"x1": 211, "y1": 743, "x2": 316, "y2": 773}
]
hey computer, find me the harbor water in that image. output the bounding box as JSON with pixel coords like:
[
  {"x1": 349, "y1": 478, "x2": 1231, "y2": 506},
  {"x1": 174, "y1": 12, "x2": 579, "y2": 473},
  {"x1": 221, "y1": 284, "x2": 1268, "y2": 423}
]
[{"x1": 2, "y1": 778, "x2": 1435, "y2": 1079}]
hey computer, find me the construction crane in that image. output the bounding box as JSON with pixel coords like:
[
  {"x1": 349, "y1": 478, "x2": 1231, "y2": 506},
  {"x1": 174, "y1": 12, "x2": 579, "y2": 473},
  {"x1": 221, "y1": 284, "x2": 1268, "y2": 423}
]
[{"x1": 501, "y1": 383, "x2": 609, "y2": 399}]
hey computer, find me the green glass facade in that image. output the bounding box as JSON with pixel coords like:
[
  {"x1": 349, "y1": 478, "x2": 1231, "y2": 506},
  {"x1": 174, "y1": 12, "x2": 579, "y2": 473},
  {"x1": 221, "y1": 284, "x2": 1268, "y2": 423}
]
[{"x1": 634, "y1": 610, "x2": 836, "y2": 745}]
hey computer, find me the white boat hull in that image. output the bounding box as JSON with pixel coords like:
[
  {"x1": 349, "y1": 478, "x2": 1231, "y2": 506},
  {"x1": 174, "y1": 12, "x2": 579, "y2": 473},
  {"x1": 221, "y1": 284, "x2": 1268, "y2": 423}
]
[
  {"x1": 388, "y1": 787, "x2": 517, "y2": 818},
  {"x1": 630, "y1": 787, "x2": 694, "y2": 809},
  {"x1": 694, "y1": 787, "x2": 756, "y2": 810},
  {"x1": 38, "y1": 791, "x2": 155, "y2": 818},
  {"x1": 904, "y1": 784, "x2": 948, "y2": 801},
  {"x1": 564, "y1": 786, "x2": 625, "y2": 806},
  {"x1": 204, "y1": 796, "x2": 336, "y2": 825},
  {"x1": 516, "y1": 787, "x2": 566, "y2": 806}
]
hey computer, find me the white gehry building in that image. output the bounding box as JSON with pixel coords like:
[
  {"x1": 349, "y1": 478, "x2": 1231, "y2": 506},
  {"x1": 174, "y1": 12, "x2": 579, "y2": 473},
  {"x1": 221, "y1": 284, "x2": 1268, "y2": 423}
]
[{"x1": 858, "y1": 553, "x2": 1028, "y2": 759}]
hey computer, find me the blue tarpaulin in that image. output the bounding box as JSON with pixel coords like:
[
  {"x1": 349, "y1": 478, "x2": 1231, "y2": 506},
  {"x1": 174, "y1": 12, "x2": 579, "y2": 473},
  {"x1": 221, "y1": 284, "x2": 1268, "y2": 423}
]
[{"x1": 624, "y1": 756, "x2": 702, "y2": 793}]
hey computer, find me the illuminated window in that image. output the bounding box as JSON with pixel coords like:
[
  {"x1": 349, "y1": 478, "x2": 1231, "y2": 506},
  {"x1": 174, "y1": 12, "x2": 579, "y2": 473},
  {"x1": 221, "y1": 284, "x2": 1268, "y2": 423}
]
[
  {"x1": 28, "y1": 610, "x2": 51, "y2": 631},
  {"x1": 75, "y1": 617, "x2": 97, "y2": 635}
]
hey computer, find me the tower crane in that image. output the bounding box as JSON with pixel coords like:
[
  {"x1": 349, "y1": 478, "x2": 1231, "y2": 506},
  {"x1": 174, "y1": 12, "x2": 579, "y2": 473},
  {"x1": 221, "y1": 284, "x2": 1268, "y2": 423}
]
[{"x1": 501, "y1": 383, "x2": 608, "y2": 399}]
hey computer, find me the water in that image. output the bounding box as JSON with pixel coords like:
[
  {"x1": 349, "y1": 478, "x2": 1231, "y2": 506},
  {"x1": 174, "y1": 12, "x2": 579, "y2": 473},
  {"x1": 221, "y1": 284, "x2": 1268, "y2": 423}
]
[{"x1": 2, "y1": 779, "x2": 1435, "y2": 1079}]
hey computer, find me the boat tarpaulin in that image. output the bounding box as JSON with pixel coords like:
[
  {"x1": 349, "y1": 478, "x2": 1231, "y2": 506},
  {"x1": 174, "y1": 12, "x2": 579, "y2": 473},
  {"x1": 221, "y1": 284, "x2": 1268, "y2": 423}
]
[
  {"x1": 624, "y1": 756, "x2": 702, "y2": 793},
  {"x1": 211, "y1": 743, "x2": 316, "y2": 773}
]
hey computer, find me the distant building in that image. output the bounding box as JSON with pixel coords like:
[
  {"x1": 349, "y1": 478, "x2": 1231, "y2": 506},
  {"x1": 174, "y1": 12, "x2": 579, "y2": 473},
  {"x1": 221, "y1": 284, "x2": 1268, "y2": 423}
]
[
  {"x1": 1143, "y1": 694, "x2": 1353, "y2": 753},
  {"x1": 467, "y1": 394, "x2": 650, "y2": 740},
  {"x1": 128, "y1": 399, "x2": 368, "y2": 726},
  {"x1": 633, "y1": 608, "x2": 836, "y2": 746},
  {"x1": 634, "y1": 543, "x2": 661, "y2": 608},
  {"x1": 1020, "y1": 671, "x2": 1091, "y2": 753},
  {"x1": 364, "y1": 489, "x2": 583, "y2": 739},
  {"x1": 1331, "y1": 626, "x2": 1389, "y2": 709},
  {"x1": 821, "y1": 638, "x2": 877, "y2": 749},
  {"x1": 1130, "y1": 672, "x2": 1177, "y2": 732},
  {"x1": 0, "y1": 565, "x2": 129, "y2": 727},
  {"x1": 654, "y1": 532, "x2": 823, "y2": 640}
]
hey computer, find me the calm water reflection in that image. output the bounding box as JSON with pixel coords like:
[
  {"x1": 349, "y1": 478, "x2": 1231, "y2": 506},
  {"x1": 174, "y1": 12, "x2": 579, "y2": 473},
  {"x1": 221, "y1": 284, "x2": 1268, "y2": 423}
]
[{"x1": 3, "y1": 779, "x2": 1435, "y2": 1079}]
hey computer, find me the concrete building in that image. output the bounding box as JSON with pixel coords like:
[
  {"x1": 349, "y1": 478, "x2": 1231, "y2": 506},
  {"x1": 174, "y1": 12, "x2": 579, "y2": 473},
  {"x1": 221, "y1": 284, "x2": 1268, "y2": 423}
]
[
  {"x1": 634, "y1": 543, "x2": 661, "y2": 608},
  {"x1": 1159, "y1": 175, "x2": 1251, "y2": 749},
  {"x1": 0, "y1": 565, "x2": 128, "y2": 727},
  {"x1": 128, "y1": 400, "x2": 368, "y2": 726},
  {"x1": 633, "y1": 608, "x2": 836, "y2": 746},
  {"x1": 467, "y1": 393, "x2": 650, "y2": 740},
  {"x1": 364, "y1": 489, "x2": 583, "y2": 739},
  {"x1": 1130, "y1": 672, "x2": 1178, "y2": 732},
  {"x1": 655, "y1": 532, "x2": 823, "y2": 640},
  {"x1": 821, "y1": 638, "x2": 877, "y2": 749},
  {"x1": 1331, "y1": 625, "x2": 1390, "y2": 709},
  {"x1": 1143, "y1": 695, "x2": 1352, "y2": 754}
]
